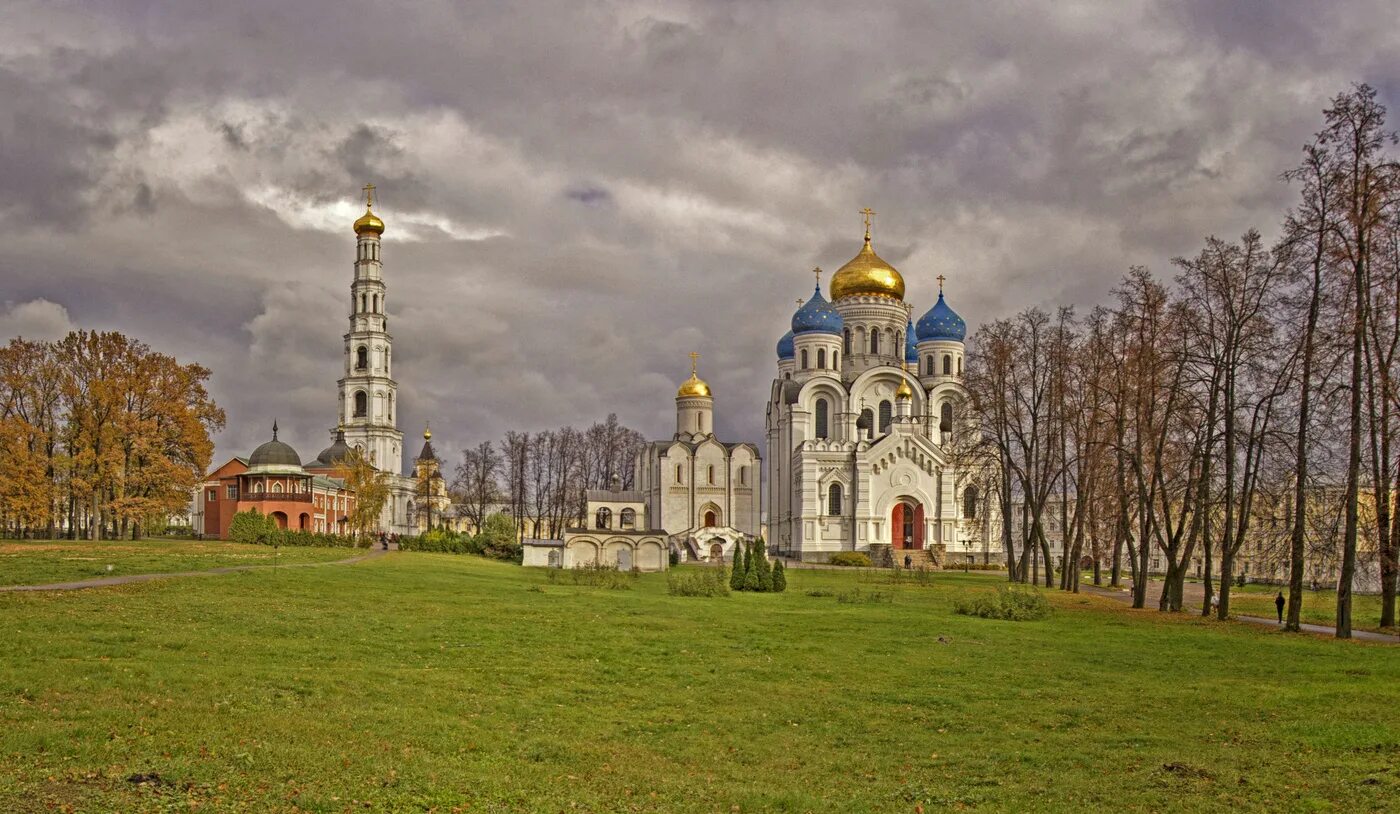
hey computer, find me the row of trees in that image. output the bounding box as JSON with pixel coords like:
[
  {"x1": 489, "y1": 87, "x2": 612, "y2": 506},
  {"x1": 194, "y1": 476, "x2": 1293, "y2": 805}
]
[
  {"x1": 453, "y1": 414, "x2": 646, "y2": 539},
  {"x1": 960, "y1": 84, "x2": 1399, "y2": 637},
  {"x1": 0, "y1": 331, "x2": 225, "y2": 539}
]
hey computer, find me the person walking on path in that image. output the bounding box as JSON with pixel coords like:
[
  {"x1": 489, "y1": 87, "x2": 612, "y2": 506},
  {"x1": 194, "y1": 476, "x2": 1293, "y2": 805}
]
[{"x1": 1275, "y1": 591, "x2": 1286, "y2": 624}]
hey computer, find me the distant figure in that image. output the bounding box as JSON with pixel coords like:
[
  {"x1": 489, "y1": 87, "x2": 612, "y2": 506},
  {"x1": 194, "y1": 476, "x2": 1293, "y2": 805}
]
[
  {"x1": 904, "y1": 554, "x2": 912, "y2": 568},
  {"x1": 1275, "y1": 591, "x2": 1286, "y2": 623}
]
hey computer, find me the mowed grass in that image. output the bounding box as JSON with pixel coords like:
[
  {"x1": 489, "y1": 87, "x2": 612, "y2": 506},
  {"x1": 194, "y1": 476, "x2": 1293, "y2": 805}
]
[
  {"x1": 1225, "y1": 582, "x2": 1392, "y2": 632},
  {"x1": 0, "y1": 539, "x2": 355, "y2": 587},
  {"x1": 1, "y1": 557, "x2": 1397, "y2": 813}
]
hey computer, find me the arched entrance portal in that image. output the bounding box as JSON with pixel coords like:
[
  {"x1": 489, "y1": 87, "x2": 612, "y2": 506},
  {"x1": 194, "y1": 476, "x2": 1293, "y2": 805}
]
[
  {"x1": 710, "y1": 542, "x2": 724, "y2": 561},
  {"x1": 890, "y1": 501, "x2": 925, "y2": 550}
]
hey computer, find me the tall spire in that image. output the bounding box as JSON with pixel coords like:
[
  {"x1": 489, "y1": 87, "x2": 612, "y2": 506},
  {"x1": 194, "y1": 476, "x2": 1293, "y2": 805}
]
[{"x1": 272, "y1": 419, "x2": 279, "y2": 440}]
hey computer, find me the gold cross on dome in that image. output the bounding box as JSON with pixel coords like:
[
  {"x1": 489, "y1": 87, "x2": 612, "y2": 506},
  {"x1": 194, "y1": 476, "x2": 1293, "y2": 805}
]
[
  {"x1": 363, "y1": 183, "x2": 376, "y2": 208},
  {"x1": 937, "y1": 274, "x2": 946, "y2": 293},
  {"x1": 796, "y1": 298, "x2": 804, "y2": 308},
  {"x1": 859, "y1": 207, "x2": 876, "y2": 239},
  {"x1": 812, "y1": 266, "x2": 823, "y2": 287},
  {"x1": 689, "y1": 351, "x2": 699, "y2": 376}
]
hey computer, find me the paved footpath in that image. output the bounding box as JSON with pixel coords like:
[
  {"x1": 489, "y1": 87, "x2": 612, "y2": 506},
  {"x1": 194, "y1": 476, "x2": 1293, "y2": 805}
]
[
  {"x1": 1079, "y1": 583, "x2": 1399, "y2": 643},
  {"x1": 0, "y1": 548, "x2": 389, "y2": 593}
]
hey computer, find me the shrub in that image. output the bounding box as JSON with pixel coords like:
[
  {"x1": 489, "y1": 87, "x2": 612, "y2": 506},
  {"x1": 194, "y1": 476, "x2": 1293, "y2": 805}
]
[
  {"x1": 669, "y1": 548, "x2": 680, "y2": 567},
  {"x1": 742, "y1": 561, "x2": 760, "y2": 591},
  {"x1": 953, "y1": 586, "x2": 1052, "y2": 621},
  {"x1": 836, "y1": 587, "x2": 893, "y2": 604},
  {"x1": 228, "y1": 509, "x2": 276, "y2": 545},
  {"x1": 549, "y1": 561, "x2": 633, "y2": 590},
  {"x1": 729, "y1": 545, "x2": 746, "y2": 591},
  {"x1": 667, "y1": 568, "x2": 731, "y2": 597},
  {"x1": 771, "y1": 559, "x2": 787, "y2": 593},
  {"x1": 753, "y1": 541, "x2": 772, "y2": 592},
  {"x1": 829, "y1": 551, "x2": 872, "y2": 567}
]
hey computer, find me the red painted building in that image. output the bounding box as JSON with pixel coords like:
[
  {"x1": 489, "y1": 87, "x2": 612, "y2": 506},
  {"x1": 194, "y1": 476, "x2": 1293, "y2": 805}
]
[{"x1": 195, "y1": 424, "x2": 357, "y2": 539}]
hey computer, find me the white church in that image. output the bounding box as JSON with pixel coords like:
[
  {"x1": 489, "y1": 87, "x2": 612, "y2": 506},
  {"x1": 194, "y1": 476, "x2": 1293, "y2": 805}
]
[{"x1": 766, "y1": 211, "x2": 992, "y2": 565}]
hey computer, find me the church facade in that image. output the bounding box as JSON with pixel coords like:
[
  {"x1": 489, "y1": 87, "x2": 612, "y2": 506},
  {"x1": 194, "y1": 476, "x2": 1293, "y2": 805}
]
[
  {"x1": 766, "y1": 212, "x2": 990, "y2": 565},
  {"x1": 633, "y1": 355, "x2": 762, "y2": 562}
]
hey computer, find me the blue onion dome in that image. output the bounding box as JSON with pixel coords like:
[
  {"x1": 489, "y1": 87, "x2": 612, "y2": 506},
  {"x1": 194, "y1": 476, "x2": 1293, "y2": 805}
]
[
  {"x1": 777, "y1": 329, "x2": 795, "y2": 359},
  {"x1": 904, "y1": 319, "x2": 919, "y2": 363},
  {"x1": 916, "y1": 292, "x2": 966, "y2": 342},
  {"x1": 791, "y1": 285, "x2": 844, "y2": 335}
]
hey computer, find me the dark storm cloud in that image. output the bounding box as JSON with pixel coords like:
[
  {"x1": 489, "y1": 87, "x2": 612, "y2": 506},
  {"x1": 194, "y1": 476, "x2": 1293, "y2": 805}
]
[{"x1": 4, "y1": 0, "x2": 1399, "y2": 472}]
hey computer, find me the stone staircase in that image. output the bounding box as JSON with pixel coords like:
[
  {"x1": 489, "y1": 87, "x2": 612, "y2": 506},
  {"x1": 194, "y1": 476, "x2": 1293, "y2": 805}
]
[{"x1": 869, "y1": 545, "x2": 939, "y2": 570}]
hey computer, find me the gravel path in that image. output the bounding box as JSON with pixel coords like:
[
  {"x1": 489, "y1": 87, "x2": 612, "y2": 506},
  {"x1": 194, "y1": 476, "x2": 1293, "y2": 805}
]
[{"x1": 0, "y1": 548, "x2": 389, "y2": 593}]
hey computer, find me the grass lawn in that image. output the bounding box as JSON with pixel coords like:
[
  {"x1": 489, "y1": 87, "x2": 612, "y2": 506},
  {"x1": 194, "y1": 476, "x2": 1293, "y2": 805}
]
[
  {"x1": 1224, "y1": 582, "x2": 1392, "y2": 631},
  {"x1": 1, "y1": 556, "x2": 1397, "y2": 813},
  {"x1": 0, "y1": 538, "x2": 356, "y2": 587}
]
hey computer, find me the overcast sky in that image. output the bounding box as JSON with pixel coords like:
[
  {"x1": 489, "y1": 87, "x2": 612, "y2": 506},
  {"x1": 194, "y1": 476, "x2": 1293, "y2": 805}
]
[{"x1": 2, "y1": 0, "x2": 1397, "y2": 473}]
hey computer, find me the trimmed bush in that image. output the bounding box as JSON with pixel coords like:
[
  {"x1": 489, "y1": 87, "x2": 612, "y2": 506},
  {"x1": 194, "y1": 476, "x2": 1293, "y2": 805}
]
[
  {"x1": 828, "y1": 551, "x2": 872, "y2": 567},
  {"x1": 953, "y1": 586, "x2": 1052, "y2": 621},
  {"x1": 667, "y1": 568, "x2": 731, "y2": 597},
  {"x1": 753, "y1": 540, "x2": 772, "y2": 592},
  {"x1": 228, "y1": 509, "x2": 276, "y2": 545},
  {"x1": 771, "y1": 559, "x2": 787, "y2": 593},
  {"x1": 742, "y1": 554, "x2": 760, "y2": 591},
  {"x1": 729, "y1": 545, "x2": 746, "y2": 591}
]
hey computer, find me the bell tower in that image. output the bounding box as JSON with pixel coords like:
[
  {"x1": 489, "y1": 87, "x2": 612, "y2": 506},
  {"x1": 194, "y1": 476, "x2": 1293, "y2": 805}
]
[{"x1": 337, "y1": 183, "x2": 403, "y2": 473}]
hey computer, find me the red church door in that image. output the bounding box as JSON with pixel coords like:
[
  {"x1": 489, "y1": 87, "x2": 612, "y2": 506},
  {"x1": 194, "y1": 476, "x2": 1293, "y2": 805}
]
[
  {"x1": 913, "y1": 504, "x2": 925, "y2": 549},
  {"x1": 892, "y1": 503, "x2": 905, "y2": 549}
]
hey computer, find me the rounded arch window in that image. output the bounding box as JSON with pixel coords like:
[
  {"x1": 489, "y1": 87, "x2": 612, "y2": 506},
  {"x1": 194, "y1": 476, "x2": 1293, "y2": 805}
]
[
  {"x1": 828, "y1": 483, "x2": 843, "y2": 516},
  {"x1": 595, "y1": 507, "x2": 612, "y2": 529},
  {"x1": 940, "y1": 402, "x2": 954, "y2": 436},
  {"x1": 801, "y1": 349, "x2": 809, "y2": 370},
  {"x1": 943, "y1": 354, "x2": 952, "y2": 375},
  {"x1": 620, "y1": 508, "x2": 636, "y2": 529},
  {"x1": 817, "y1": 348, "x2": 826, "y2": 369},
  {"x1": 843, "y1": 328, "x2": 851, "y2": 355},
  {"x1": 869, "y1": 331, "x2": 879, "y2": 354},
  {"x1": 814, "y1": 397, "x2": 830, "y2": 439},
  {"x1": 964, "y1": 485, "x2": 980, "y2": 520},
  {"x1": 926, "y1": 356, "x2": 935, "y2": 376},
  {"x1": 708, "y1": 465, "x2": 716, "y2": 485},
  {"x1": 356, "y1": 346, "x2": 368, "y2": 370},
  {"x1": 879, "y1": 400, "x2": 892, "y2": 434},
  {"x1": 354, "y1": 390, "x2": 368, "y2": 418}
]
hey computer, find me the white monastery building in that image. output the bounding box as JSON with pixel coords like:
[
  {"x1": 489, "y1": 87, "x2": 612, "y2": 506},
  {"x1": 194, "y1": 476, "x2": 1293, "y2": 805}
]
[
  {"x1": 766, "y1": 210, "x2": 990, "y2": 565},
  {"x1": 633, "y1": 354, "x2": 762, "y2": 562}
]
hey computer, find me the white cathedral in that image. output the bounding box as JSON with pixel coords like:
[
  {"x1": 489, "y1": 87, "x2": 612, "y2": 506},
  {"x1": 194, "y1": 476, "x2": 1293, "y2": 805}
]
[{"x1": 766, "y1": 212, "x2": 991, "y2": 565}]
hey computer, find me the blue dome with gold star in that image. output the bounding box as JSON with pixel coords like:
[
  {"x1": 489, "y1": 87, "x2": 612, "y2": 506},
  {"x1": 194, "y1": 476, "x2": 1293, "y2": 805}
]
[
  {"x1": 791, "y1": 285, "x2": 843, "y2": 335},
  {"x1": 904, "y1": 319, "x2": 918, "y2": 363},
  {"x1": 916, "y1": 292, "x2": 966, "y2": 342}
]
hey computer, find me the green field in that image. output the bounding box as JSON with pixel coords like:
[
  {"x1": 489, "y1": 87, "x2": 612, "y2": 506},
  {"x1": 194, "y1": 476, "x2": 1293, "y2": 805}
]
[
  {"x1": 0, "y1": 538, "x2": 356, "y2": 587},
  {"x1": 2, "y1": 551, "x2": 1397, "y2": 813}
]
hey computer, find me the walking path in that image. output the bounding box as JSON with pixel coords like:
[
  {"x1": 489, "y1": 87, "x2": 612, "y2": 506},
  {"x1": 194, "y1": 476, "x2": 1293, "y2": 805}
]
[
  {"x1": 0, "y1": 548, "x2": 389, "y2": 593},
  {"x1": 1080, "y1": 583, "x2": 1399, "y2": 643}
]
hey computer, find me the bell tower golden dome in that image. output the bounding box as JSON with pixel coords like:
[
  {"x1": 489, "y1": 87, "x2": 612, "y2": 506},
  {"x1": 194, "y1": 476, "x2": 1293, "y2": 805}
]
[
  {"x1": 829, "y1": 207, "x2": 904, "y2": 301},
  {"x1": 676, "y1": 351, "x2": 712, "y2": 398},
  {"x1": 353, "y1": 182, "x2": 385, "y2": 236}
]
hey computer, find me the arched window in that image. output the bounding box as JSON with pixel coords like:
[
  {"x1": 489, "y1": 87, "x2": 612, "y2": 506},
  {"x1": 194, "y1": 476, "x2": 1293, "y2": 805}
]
[
  {"x1": 386, "y1": 348, "x2": 391, "y2": 375},
  {"x1": 833, "y1": 351, "x2": 839, "y2": 368},
  {"x1": 869, "y1": 331, "x2": 879, "y2": 354},
  {"x1": 272, "y1": 481, "x2": 283, "y2": 493},
  {"x1": 388, "y1": 392, "x2": 394, "y2": 422},
  {"x1": 943, "y1": 354, "x2": 952, "y2": 375},
  {"x1": 817, "y1": 348, "x2": 826, "y2": 369},
  {"x1": 879, "y1": 400, "x2": 892, "y2": 434},
  {"x1": 801, "y1": 349, "x2": 809, "y2": 370},
  {"x1": 940, "y1": 402, "x2": 954, "y2": 438},
  {"x1": 964, "y1": 485, "x2": 980, "y2": 520},
  {"x1": 739, "y1": 466, "x2": 748, "y2": 486},
  {"x1": 595, "y1": 507, "x2": 612, "y2": 529},
  {"x1": 354, "y1": 390, "x2": 368, "y2": 418},
  {"x1": 843, "y1": 328, "x2": 851, "y2": 355},
  {"x1": 958, "y1": 357, "x2": 963, "y2": 374},
  {"x1": 708, "y1": 465, "x2": 715, "y2": 485},
  {"x1": 860, "y1": 408, "x2": 874, "y2": 440},
  {"x1": 620, "y1": 508, "x2": 636, "y2": 529},
  {"x1": 356, "y1": 346, "x2": 368, "y2": 370},
  {"x1": 676, "y1": 464, "x2": 684, "y2": 483},
  {"x1": 855, "y1": 326, "x2": 866, "y2": 353},
  {"x1": 704, "y1": 510, "x2": 717, "y2": 527},
  {"x1": 828, "y1": 483, "x2": 843, "y2": 516},
  {"x1": 815, "y1": 398, "x2": 829, "y2": 439},
  {"x1": 926, "y1": 356, "x2": 935, "y2": 376}
]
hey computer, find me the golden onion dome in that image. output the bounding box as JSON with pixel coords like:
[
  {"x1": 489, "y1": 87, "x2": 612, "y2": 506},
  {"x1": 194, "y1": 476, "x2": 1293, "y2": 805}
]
[
  {"x1": 676, "y1": 373, "x2": 712, "y2": 399},
  {"x1": 830, "y1": 234, "x2": 904, "y2": 301},
  {"x1": 896, "y1": 379, "x2": 914, "y2": 400},
  {"x1": 354, "y1": 207, "x2": 385, "y2": 236}
]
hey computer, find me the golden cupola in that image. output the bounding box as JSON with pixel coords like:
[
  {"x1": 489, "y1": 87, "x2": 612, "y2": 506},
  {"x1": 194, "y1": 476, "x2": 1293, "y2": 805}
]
[
  {"x1": 676, "y1": 352, "x2": 713, "y2": 399},
  {"x1": 895, "y1": 379, "x2": 914, "y2": 400},
  {"x1": 829, "y1": 207, "x2": 904, "y2": 301},
  {"x1": 353, "y1": 182, "x2": 385, "y2": 236}
]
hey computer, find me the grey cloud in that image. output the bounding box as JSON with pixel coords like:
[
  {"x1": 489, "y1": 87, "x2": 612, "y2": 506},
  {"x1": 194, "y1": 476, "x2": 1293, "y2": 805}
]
[{"x1": 3, "y1": 0, "x2": 1399, "y2": 473}]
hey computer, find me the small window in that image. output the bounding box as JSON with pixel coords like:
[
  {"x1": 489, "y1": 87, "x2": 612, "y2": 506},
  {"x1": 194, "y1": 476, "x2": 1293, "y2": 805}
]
[
  {"x1": 833, "y1": 351, "x2": 839, "y2": 368},
  {"x1": 940, "y1": 402, "x2": 954, "y2": 437},
  {"x1": 356, "y1": 346, "x2": 368, "y2": 370},
  {"x1": 704, "y1": 510, "x2": 717, "y2": 527},
  {"x1": 739, "y1": 466, "x2": 748, "y2": 486},
  {"x1": 861, "y1": 408, "x2": 874, "y2": 440},
  {"x1": 815, "y1": 398, "x2": 830, "y2": 439},
  {"x1": 676, "y1": 465, "x2": 684, "y2": 483},
  {"x1": 926, "y1": 356, "x2": 934, "y2": 376},
  {"x1": 620, "y1": 508, "x2": 636, "y2": 529},
  {"x1": 943, "y1": 355, "x2": 952, "y2": 375},
  {"x1": 828, "y1": 483, "x2": 843, "y2": 516},
  {"x1": 207, "y1": 489, "x2": 217, "y2": 503},
  {"x1": 226, "y1": 485, "x2": 239, "y2": 500},
  {"x1": 817, "y1": 348, "x2": 826, "y2": 369},
  {"x1": 843, "y1": 329, "x2": 851, "y2": 355},
  {"x1": 801, "y1": 349, "x2": 809, "y2": 370},
  {"x1": 596, "y1": 507, "x2": 612, "y2": 529},
  {"x1": 870, "y1": 331, "x2": 879, "y2": 354},
  {"x1": 272, "y1": 482, "x2": 283, "y2": 493},
  {"x1": 958, "y1": 357, "x2": 963, "y2": 374},
  {"x1": 708, "y1": 465, "x2": 715, "y2": 485},
  {"x1": 879, "y1": 400, "x2": 892, "y2": 433},
  {"x1": 964, "y1": 485, "x2": 979, "y2": 520}
]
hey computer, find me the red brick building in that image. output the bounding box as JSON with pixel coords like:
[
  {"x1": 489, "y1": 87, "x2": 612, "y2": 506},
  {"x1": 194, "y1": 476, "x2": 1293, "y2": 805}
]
[{"x1": 195, "y1": 424, "x2": 357, "y2": 539}]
